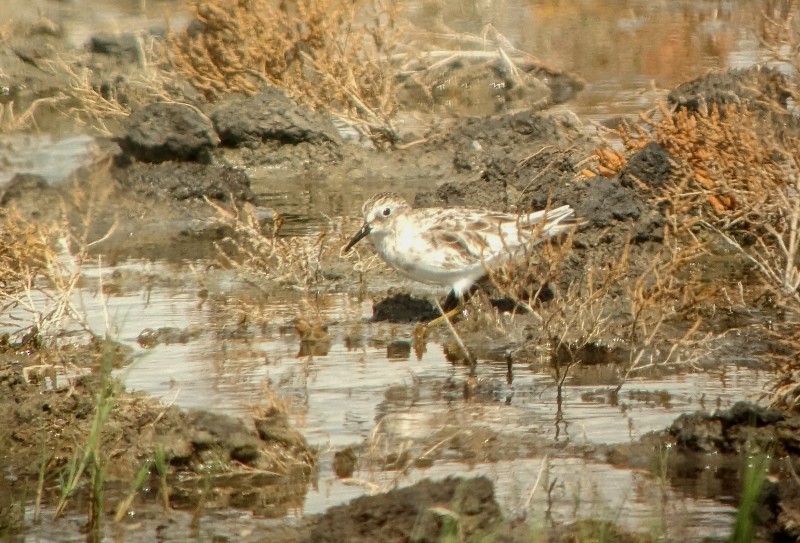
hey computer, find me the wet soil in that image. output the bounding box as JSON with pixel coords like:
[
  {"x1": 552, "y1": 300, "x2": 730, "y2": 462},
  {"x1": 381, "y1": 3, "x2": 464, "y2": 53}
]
[
  {"x1": 593, "y1": 401, "x2": 800, "y2": 542},
  {"x1": 0, "y1": 343, "x2": 313, "y2": 530},
  {"x1": 1, "y1": 10, "x2": 799, "y2": 543}
]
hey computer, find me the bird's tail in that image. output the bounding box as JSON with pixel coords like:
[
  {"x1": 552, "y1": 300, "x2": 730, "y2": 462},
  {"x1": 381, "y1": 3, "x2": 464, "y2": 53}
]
[{"x1": 521, "y1": 204, "x2": 578, "y2": 238}]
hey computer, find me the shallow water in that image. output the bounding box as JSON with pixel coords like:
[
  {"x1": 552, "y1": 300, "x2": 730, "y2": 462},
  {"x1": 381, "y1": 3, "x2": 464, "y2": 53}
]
[
  {"x1": 0, "y1": 133, "x2": 94, "y2": 184},
  {"x1": 62, "y1": 264, "x2": 767, "y2": 448},
  {"x1": 32, "y1": 259, "x2": 766, "y2": 539}
]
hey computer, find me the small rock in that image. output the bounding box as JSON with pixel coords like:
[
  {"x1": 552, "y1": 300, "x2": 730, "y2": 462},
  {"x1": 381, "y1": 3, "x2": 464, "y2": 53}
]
[
  {"x1": 210, "y1": 87, "x2": 340, "y2": 147},
  {"x1": 669, "y1": 412, "x2": 726, "y2": 453},
  {"x1": 332, "y1": 447, "x2": 357, "y2": 478},
  {"x1": 619, "y1": 141, "x2": 674, "y2": 189},
  {"x1": 229, "y1": 434, "x2": 262, "y2": 464},
  {"x1": 254, "y1": 407, "x2": 307, "y2": 451},
  {"x1": 119, "y1": 102, "x2": 219, "y2": 163},
  {"x1": 88, "y1": 33, "x2": 141, "y2": 64},
  {"x1": 189, "y1": 410, "x2": 252, "y2": 444},
  {"x1": 372, "y1": 292, "x2": 439, "y2": 323}
]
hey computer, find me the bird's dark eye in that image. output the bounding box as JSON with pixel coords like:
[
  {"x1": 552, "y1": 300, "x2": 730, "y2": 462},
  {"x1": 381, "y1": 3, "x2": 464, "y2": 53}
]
[{"x1": 382, "y1": 207, "x2": 391, "y2": 217}]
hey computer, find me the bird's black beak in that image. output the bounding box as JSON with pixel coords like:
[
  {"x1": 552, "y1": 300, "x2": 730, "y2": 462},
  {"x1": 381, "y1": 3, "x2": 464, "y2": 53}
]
[{"x1": 344, "y1": 223, "x2": 371, "y2": 252}]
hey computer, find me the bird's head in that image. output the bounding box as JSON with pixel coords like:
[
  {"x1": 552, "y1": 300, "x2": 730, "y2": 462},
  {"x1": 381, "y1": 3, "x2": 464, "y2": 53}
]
[{"x1": 344, "y1": 192, "x2": 410, "y2": 251}]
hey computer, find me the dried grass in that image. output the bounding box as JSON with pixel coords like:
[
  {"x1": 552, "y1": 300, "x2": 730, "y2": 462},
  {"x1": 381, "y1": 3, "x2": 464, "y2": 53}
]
[
  {"x1": 169, "y1": 0, "x2": 403, "y2": 142},
  {"x1": 598, "y1": 101, "x2": 800, "y2": 406},
  {"x1": 0, "y1": 160, "x2": 116, "y2": 351},
  {"x1": 207, "y1": 198, "x2": 335, "y2": 290},
  {"x1": 205, "y1": 197, "x2": 369, "y2": 333},
  {"x1": 579, "y1": 3, "x2": 800, "y2": 407},
  {"x1": 486, "y1": 225, "x2": 713, "y2": 391},
  {"x1": 0, "y1": 36, "x2": 180, "y2": 135},
  {"x1": 52, "y1": 38, "x2": 180, "y2": 136},
  {"x1": 168, "y1": 0, "x2": 568, "y2": 143}
]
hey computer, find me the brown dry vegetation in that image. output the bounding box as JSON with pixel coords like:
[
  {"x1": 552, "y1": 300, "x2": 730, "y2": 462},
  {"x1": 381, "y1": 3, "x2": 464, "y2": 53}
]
[
  {"x1": 207, "y1": 198, "x2": 336, "y2": 291},
  {"x1": 169, "y1": 0, "x2": 403, "y2": 141},
  {"x1": 484, "y1": 219, "x2": 714, "y2": 392},
  {"x1": 205, "y1": 197, "x2": 369, "y2": 334},
  {"x1": 53, "y1": 42, "x2": 178, "y2": 137},
  {"x1": 167, "y1": 0, "x2": 568, "y2": 144},
  {"x1": 0, "y1": 20, "x2": 176, "y2": 135},
  {"x1": 0, "y1": 168, "x2": 315, "y2": 530},
  {"x1": 599, "y1": 65, "x2": 800, "y2": 408},
  {"x1": 0, "y1": 164, "x2": 115, "y2": 347}
]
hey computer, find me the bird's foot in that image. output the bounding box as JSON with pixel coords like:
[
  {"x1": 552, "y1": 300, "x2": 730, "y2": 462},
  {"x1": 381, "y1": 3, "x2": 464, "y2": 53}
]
[{"x1": 425, "y1": 303, "x2": 464, "y2": 329}]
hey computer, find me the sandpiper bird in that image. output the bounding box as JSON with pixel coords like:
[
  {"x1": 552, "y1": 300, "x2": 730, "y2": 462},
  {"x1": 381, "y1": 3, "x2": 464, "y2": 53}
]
[{"x1": 344, "y1": 192, "x2": 577, "y2": 322}]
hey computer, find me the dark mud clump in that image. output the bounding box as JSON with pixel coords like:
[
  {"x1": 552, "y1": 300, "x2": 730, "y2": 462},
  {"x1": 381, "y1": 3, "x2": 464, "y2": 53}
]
[
  {"x1": 0, "y1": 173, "x2": 61, "y2": 214},
  {"x1": 669, "y1": 401, "x2": 796, "y2": 455},
  {"x1": 88, "y1": 33, "x2": 143, "y2": 64},
  {"x1": 306, "y1": 476, "x2": 502, "y2": 543},
  {"x1": 372, "y1": 292, "x2": 440, "y2": 323},
  {"x1": 117, "y1": 102, "x2": 220, "y2": 164},
  {"x1": 668, "y1": 402, "x2": 800, "y2": 541},
  {"x1": 668, "y1": 66, "x2": 793, "y2": 114},
  {"x1": 415, "y1": 111, "x2": 594, "y2": 211},
  {"x1": 210, "y1": 87, "x2": 341, "y2": 147},
  {"x1": 618, "y1": 141, "x2": 675, "y2": 190},
  {"x1": 113, "y1": 161, "x2": 254, "y2": 202}
]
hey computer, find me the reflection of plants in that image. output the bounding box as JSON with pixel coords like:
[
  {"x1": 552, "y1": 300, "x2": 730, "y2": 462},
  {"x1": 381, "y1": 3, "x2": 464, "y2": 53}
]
[
  {"x1": 207, "y1": 198, "x2": 334, "y2": 290},
  {"x1": 0, "y1": 162, "x2": 116, "y2": 350}
]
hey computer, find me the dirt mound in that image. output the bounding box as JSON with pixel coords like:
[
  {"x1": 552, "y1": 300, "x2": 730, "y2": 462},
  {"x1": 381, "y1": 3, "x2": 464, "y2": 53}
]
[
  {"x1": 113, "y1": 161, "x2": 254, "y2": 202},
  {"x1": 669, "y1": 401, "x2": 798, "y2": 455},
  {"x1": 0, "y1": 346, "x2": 314, "y2": 522},
  {"x1": 210, "y1": 87, "x2": 341, "y2": 147},
  {"x1": 415, "y1": 111, "x2": 593, "y2": 210},
  {"x1": 118, "y1": 102, "x2": 220, "y2": 164},
  {"x1": 372, "y1": 292, "x2": 440, "y2": 323},
  {"x1": 667, "y1": 402, "x2": 800, "y2": 541},
  {"x1": 306, "y1": 476, "x2": 502, "y2": 543},
  {"x1": 668, "y1": 66, "x2": 792, "y2": 114}
]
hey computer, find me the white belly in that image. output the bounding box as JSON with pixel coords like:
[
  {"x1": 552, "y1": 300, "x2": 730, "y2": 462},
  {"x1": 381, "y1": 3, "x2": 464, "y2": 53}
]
[{"x1": 371, "y1": 228, "x2": 487, "y2": 289}]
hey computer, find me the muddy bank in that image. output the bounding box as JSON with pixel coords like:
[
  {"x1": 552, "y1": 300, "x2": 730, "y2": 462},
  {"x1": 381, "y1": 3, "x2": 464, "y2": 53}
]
[
  {"x1": 593, "y1": 401, "x2": 800, "y2": 541},
  {"x1": 260, "y1": 475, "x2": 658, "y2": 543},
  {"x1": 0, "y1": 342, "x2": 314, "y2": 532}
]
